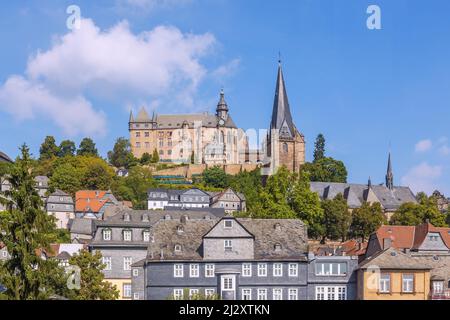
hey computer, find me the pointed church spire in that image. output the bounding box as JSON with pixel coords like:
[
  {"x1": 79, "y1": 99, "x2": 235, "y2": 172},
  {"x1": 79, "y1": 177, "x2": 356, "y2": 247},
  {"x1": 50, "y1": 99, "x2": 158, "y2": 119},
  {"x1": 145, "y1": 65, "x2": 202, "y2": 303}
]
[
  {"x1": 386, "y1": 152, "x2": 394, "y2": 190},
  {"x1": 270, "y1": 61, "x2": 296, "y2": 138},
  {"x1": 216, "y1": 88, "x2": 229, "y2": 120},
  {"x1": 368, "y1": 176, "x2": 372, "y2": 188},
  {"x1": 129, "y1": 110, "x2": 134, "y2": 123}
]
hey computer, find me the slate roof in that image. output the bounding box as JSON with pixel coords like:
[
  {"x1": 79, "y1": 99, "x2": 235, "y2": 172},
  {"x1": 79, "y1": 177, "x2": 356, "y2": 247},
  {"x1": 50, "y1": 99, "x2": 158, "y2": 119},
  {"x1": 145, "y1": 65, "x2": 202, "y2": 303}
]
[
  {"x1": 68, "y1": 218, "x2": 94, "y2": 236},
  {"x1": 359, "y1": 247, "x2": 432, "y2": 270},
  {"x1": 310, "y1": 181, "x2": 417, "y2": 210},
  {"x1": 0, "y1": 151, "x2": 12, "y2": 163},
  {"x1": 145, "y1": 218, "x2": 308, "y2": 262}
]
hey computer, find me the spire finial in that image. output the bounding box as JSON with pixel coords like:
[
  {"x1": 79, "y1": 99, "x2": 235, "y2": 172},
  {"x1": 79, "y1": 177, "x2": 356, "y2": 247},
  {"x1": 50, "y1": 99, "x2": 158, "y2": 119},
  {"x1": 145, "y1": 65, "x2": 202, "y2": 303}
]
[{"x1": 278, "y1": 51, "x2": 282, "y2": 66}]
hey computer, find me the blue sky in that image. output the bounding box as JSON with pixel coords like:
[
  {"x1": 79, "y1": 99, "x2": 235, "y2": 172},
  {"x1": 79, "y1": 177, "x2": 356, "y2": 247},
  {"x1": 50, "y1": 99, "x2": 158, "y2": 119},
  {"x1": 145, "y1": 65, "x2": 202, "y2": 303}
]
[{"x1": 0, "y1": 0, "x2": 449, "y2": 195}]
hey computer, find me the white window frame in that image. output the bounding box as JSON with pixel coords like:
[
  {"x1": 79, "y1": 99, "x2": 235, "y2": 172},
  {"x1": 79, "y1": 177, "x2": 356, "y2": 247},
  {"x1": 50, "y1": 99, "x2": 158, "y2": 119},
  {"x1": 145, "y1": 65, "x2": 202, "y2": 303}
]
[
  {"x1": 273, "y1": 263, "x2": 283, "y2": 277},
  {"x1": 190, "y1": 264, "x2": 200, "y2": 278},
  {"x1": 123, "y1": 283, "x2": 132, "y2": 298},
  {"x1": 103, "y1": 229, "x2": 112, "y2": 241},
  {"x1": 242, "y1": 263, "x2": 252, "y2": 277},
  {"x1": 224, "y1": 240, "x2": 233, "y2": 251},
  {"x1": 242, "y1": 288, "x2": 252, "y2": 300},
  {"x1": 132, "y1": 269, "x2": 139, "y2": 277},
  {"x1": 221, "y1": 276, "x2": 235, "y2": 291},
  {"x1": 205, "y1": 289, "x2": 216, "y2": 297},
  {"x1": 402, "y1": 274, "x2": 414, "y2": 293},
  {"x1": 288, "y1": 263, "x2": 298, "y2": 277},
  {"x1": 173, "y1": 289, "x2": 183, "y2": 300},
  {"x1": 123, "y1": 257, "x2": 132, "y2": 271},
  {"x1": 288, "y1": 288, "x2": 298, "y2": 300},
  {"x1": 433, "y1": 281, "x2": 444, "y2": 294},
  {"x1": 123, "y1": 230, "x2": 132, "y2": 242},
  {"x1": 174, "y1": 264, "x2": 184, "y2": 278},
  {"x1": 189, "y1": 289, "x2": 199, "y2": 298},
  {"x1": 205, "y1": 264, "x2": 215, "y2": 278},
  {"x1": 258, "y1": 263, "x2": 267, "y2": 277},
  {"x1": 257, "y1": 288, "x2": 267, "y2": 300},
  {"x1": 379, "y1": 274, "x2": 391, "y2": 293},
  {"x1": 315, "y1": 286, "x2": 347, "y2": 300},
  {"x1": 102, "y1": 256, "x2": 112, "y2": 271},
  {"x1": 143, "y1": 231, "x2": 151, "y2": 242},
  {"x1": 272, "y1": 288, "x2": 283, "y2": 300},
  {"x1": 133, "y1": 292, "x2": 140, "y2": 300},
  {"x1": 224, "y1": 220, "x2": 234, "y2": 229}
]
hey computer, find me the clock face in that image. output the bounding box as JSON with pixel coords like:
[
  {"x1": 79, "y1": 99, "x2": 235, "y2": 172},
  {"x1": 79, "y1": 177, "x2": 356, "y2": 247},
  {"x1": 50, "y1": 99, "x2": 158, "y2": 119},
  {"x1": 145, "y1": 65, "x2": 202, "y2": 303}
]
[{"x1": 219, "y1": 119, "x2": 225, "y2": 126}]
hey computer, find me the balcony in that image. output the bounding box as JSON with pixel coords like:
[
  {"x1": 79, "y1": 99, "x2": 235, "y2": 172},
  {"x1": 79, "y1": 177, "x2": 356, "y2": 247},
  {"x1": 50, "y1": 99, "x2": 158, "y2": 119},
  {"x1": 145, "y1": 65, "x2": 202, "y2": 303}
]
[{"x1": 430, "y1": 290, "x2": 450, "y2": 300}]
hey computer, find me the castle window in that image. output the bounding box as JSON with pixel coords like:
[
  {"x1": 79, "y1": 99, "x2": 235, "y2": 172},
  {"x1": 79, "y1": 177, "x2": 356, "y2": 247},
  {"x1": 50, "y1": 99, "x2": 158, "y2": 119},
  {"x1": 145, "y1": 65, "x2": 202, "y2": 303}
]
[
  {"x1": 159, "y1": 150, "x2": 164, "y2": 155},
  {"x1": 145, "y1": 132, "x2": 149, "y2": 137},
  {"x1": 136, "y1": 142, "x2": 141, "y2": 148},
  {"x1": 159, "y1": 138, "x2": 164, "y2": 147},
  {"x1": 145, "y1": 142, "x2": 150, "y2": 149},
  {"x1": 283, "y1": 143, "x2": 288, "y2": 153},
  {"x1": 136, "y1": 132, "x2": 141, "y2": 138}
]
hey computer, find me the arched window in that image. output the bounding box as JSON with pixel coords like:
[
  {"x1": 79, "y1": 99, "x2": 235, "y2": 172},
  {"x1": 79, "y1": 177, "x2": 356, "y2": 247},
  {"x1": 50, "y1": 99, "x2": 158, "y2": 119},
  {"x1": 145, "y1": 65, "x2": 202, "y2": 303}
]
[
  {"x1": 283, "y1": 143, "x2": 288, "y2": 153},
  {"x1": 274, "y1": 243, "x2": 282, "y2": 252},
  {"x1": 174, "y1": 244, "x2": 182, "y2": 252}
]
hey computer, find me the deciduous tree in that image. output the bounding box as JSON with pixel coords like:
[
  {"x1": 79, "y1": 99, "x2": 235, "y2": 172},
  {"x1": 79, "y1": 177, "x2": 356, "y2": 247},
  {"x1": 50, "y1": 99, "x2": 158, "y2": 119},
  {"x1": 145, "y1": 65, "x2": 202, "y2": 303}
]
[{"x1": 77, "y1": 138, "x2": 98, "y2": 157}]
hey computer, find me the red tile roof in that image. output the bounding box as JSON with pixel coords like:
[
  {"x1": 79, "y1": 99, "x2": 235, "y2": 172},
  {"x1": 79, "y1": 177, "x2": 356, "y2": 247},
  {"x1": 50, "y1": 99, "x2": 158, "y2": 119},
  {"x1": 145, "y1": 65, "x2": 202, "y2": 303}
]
[{"x1": 75, "y1": 190, "x2": 109, "y2": 213}]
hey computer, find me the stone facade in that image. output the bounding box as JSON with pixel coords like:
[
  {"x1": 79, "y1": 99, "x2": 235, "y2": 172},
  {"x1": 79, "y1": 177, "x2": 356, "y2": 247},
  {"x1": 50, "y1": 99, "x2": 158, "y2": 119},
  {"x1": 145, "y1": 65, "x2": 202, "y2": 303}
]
[{"x1": 46, "y1": 190, "x2": 74, "y2": 229}]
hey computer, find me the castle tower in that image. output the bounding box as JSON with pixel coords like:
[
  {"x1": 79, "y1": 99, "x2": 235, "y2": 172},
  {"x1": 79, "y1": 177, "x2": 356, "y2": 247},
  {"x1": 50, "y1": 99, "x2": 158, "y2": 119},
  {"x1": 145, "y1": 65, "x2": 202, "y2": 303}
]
[
  {"x1": 386, "y1": 152, "x2": 394, "y2": 190},
  {"x1": 267, "y1": 61, "x2": 305, "y2": 174}
]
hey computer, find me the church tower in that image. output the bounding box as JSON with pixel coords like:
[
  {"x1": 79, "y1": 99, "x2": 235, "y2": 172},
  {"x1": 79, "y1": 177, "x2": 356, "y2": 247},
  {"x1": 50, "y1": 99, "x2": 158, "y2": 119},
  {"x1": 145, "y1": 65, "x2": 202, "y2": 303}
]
[
  {"x1": 386, "y1": 152, "x2": 394, "y2": 190},
  {"x1": 267, "y1": 61, "x2": 305, "y2": 174}
]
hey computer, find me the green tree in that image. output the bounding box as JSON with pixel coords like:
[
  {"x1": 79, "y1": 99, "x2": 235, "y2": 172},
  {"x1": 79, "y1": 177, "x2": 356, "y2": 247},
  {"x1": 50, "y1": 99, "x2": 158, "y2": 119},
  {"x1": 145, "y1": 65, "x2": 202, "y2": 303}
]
[
  {"x1": 39, "y1": 136, "x2": 60, "y2": 161},
  {"x1": 49, "y1": 163, "x2": 83, "y2": 196},
  {"x1": 140, "y1": 152, "x2": 152, "y2": 165},
  {"x1": 77, "y1": 138, "x2": 98, "y2": 157},
  {"x1": 83, "y1": 160, "x2": 115, "y2": 190},
  {"x1": 111, "y1": 166, "x2": 157, "y2": 209},
  {"x1": 302, "y1": 157, "x2": 348, "y2": 183},
  {"x1": 68, "y1": 250, "x2": 119, "y2": 300},
  {"x1": 228, "y1": 169, "x2": 263, "y2": 214},
  {"x1": 107, "y1": 138, "x2": 136, "y2": 169},
  {"x1": 321, "y1": 193, "x2": 351, "y2": 242},
  {"x1": 290, "y1": 170, "x2": 324, "y2": 238},
  {"x1": 313, "y1": 134, "x2": 326, "y2": 162},
  {"x1": 0, "y1": 145, "x2": 68, "y2": 299},
  {"x1": 350, "y1": 202, "x2": 386, "y2": 241},
  {"x1": 58, "y1": 140, "x2": 76, "y2": 157},
  {"x1": 390, "y1": 195, "x2": 447, "y2": 227},
  {"x1": 151, "y1": 149, "x2": 160, "y2": 163},
  {"x1": 202, "y1": 166, "x2": 229, "y2": 189}
]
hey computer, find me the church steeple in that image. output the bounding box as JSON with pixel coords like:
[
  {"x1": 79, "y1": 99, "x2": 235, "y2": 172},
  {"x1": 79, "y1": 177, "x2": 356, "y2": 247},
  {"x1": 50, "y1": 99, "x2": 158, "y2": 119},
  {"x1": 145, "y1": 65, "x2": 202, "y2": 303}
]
[
  {"x1": 129, "y1": 110, "x2": 134, "y2": 123},
  {"x1": 216, "y1": 88, "x2": 229, "y2": 121},
  {"x1": 270, "y1": 61, "x2": 296, "y2": 138},
  {"x1": 386, "y1": 152, "x2": 394, "y2": 190}
]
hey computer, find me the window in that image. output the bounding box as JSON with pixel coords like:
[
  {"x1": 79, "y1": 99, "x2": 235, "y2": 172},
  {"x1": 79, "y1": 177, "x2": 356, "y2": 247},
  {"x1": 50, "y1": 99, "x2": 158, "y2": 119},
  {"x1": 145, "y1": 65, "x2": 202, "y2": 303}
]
[
  {"x1": 242, "y1": 263, "x2": 252, "y2": 277},
  {"x1": 205, "y1": 264, "x2": 215, "y2": 278},
  {"x1": 133, "y1": 269, "x2": 139, "y2": 277},
  {"x1": 315, "y1": 286, "x2": 346, "y2": 300},
  {"x1": 273, "y1": 288, "x2": 283, "y2": 300},
  {"x1": 174, "y1": 244, "x2": 182, "y2": 252},
  {"x1": 379, "y1": 274, "x2": 391, "y2": 293},
  {"x1": 433, "y1": 281, "x2": 444, "y2": 294},
  {"x1": 145, "y1": 132, "x2": 149, "y2": 137},
  {"x1": 123, "y1": 257, "x2": 132, "y2": 271},
  {"x1": 258, "y1": 263, "x2": 267, "y2": 277},
  {"x1": 205, "y1": 289, "x2": 215, "y2": 297},
  {"x1": 224, "y1": 240, "x2": 233, "y2": 251},
  {"x1": 102, "y1": 257, "x2": 112, "y2": 271},
  {"x1": 402, "y1": 274, "x2": 414, "y2": 293},
  {"x1": 189, "y1": 289, "x2": 199, "y2": 298},
  {"x1": 174, "y1": 264, "x2": 183, "y2": 278},
  {"x1": 288, "y1": 288, "x2": 298, "y2": 300},
  {"x1": 273, "y1": 263, "x2": 283, "y2": 277},
  {"x1": 173, "y1": 289, "x2": 183, "y2": 300},
  {"x1": 103, "y1": 229, "x2": 112, "y2": 241},
  {"x1": 283, "y1": 143, "x2": 288, "y2": 153},
  {"x1": 222, "y1": 276, "x2": 235, "y2": 291},
  {"x1": 315, "y1": 262, "x2": 347, "y2": 276},
  {"x1": 224, "y1": 220, "x2": 233, "y2": 229},
  {"x1": 123, "y1": 283, "x2": 132, "y2": 298},
  {"x1": 145, "y1": 142, "x2": 150, "y2": 149},
  {"x1": 190, "y1": 264, "x2": 199, "y2": 278},
  {"x1": 133, "y1": 293, "x2": 140, "y2": 300},
  {"x1": 123, "y1": 230, "x2": 132, "y2": 241},
  {"x1": 288, "y1": 263, "x2": 298, "y2": 277},
  {"x1": 257, "y1": 289, "x2": 267, "y2": 300},
  {"x1": 159, "y1": 150, "x2": 164, "y2": 155},
  {"x1": 136, "y1": 132, "x2": 141, "y2": 138},
  {"x1": 242, "y1": 289, "x2": 252, "y2": 300},
  {"x1": 159, "y1": 139, "x2": 164, "y2": 147},
  {"x1": 136, "y1": 142, "x2": 141, "y2": 148},
  {"x1": 143, "y1": 231, "x2": 151, "y2": 242}
]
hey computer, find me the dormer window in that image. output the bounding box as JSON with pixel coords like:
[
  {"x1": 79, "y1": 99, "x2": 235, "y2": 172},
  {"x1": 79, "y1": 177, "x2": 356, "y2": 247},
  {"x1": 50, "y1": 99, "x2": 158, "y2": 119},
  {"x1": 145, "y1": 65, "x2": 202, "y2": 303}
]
[
  {"x1": 274, "y1": 223, "x2": 282, "y2": 231},
  {"x1": 143, "y1": 230, "x2": 151, "y2": 242},
  {"x1": 123, "y1": 230, "x2": 132, "y2": 241},
  {"x1": 274, "y1": 243, "x2": 282, "y2": 252},
  {"x1": 124, "y1": 214, "x2": 131, "y2": 222},
  {"x1": 165, "y1": 215, "x2": 171, "y2": 220},
  {"x1": 142, "y1": 214, "x2": 149, "y2": 222},
  {"x1": 103, "y1": 229, "x2": 112, "y2": 241},
  {"x1": 177, "y1": 225, "x2": 184, "y2": 233},
  {"x1": 174, "y1": 244, "x2": 182, "y2": 252},
  {"x1": 224, "y1": 220, "x2": 233, "y2": 229}
]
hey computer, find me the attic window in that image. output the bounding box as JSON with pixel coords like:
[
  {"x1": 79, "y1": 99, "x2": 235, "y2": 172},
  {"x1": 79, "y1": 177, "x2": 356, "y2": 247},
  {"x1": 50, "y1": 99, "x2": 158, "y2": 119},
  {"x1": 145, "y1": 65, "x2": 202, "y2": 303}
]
[
  {"x1": 124, "y1": 214, "x2": 131, "y2": 222},
  {"x1": 174, "y1": 245, "x2": 182, "y2": 252},
  {"x1": 177, "y1": 225, "x2": 184, "y2": 233},
  {"x1": 165, "y1": 215, "x2": 171, "y2": 220},
  {"x1": 274, "y1": 244, "x2": 282, "y2": 252},
  {"x1": 224, "y1": 220, "x2": 233, "y2": 229},
  {"x1": 274, "y1": 223, "x2": 282, "y2": 231},
  {"x1": 142, "y1": 214, "x2": 149, "y2": 222}
]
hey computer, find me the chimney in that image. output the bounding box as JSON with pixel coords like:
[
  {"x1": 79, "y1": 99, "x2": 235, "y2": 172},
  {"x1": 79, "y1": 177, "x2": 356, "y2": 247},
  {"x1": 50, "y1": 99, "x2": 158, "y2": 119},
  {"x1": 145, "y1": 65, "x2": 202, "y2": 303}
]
[{"x1": 383, "y1": 238, "x2": 392, "y2": 250}]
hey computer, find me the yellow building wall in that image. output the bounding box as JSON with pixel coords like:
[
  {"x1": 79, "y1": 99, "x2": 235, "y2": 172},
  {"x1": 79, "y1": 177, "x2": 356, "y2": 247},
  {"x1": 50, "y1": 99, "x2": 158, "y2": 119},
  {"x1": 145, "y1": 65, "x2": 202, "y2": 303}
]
[
  {"x1": 358, "y1": 270, "x2": 430, "y2": 300},
  {"x1": 105, "y1": 279, "x2": 132, "y2": 300}
]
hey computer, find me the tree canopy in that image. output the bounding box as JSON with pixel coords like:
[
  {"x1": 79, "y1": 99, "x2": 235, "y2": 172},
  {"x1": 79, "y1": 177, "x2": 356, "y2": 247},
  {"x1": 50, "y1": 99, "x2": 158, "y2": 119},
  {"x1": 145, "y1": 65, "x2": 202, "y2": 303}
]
[
  {"x1": 321, "y1": 193, "x2": 352, "y2": 242},
  {"x1": 350, "y1": 202, "x2": 386, "y2": 241},
  {"x1": 58, "y1": 140, "x2": 76, "y2": 158},
  {"x1": 77, "y1": 138, "x2": 98, "y2": 157},
  {"x1": 313, "y1": 134, "x2": 326, "y2": 162},
  {"x1": 107, "y1": 138, "x2": 137, "y2": 169},
  {"x1": 39, "y1": 136, "x2": 59, "y2": 161},
  {"x1": 302, "y1": 157, "x2": 348, "y2": 183}
]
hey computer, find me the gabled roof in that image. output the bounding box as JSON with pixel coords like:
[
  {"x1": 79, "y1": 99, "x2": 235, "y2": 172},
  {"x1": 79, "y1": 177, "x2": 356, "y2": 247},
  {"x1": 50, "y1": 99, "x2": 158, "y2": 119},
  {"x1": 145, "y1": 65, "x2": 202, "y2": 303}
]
[
  {"x1": 373, "y1": 223, "x2": 450, "y2": 251},
  {"x1": 359, "y1": 247, "x2": 432, "y2": 270},
  {"x1": 0, "y1": 151, "x2": 13, "y2": 163}
]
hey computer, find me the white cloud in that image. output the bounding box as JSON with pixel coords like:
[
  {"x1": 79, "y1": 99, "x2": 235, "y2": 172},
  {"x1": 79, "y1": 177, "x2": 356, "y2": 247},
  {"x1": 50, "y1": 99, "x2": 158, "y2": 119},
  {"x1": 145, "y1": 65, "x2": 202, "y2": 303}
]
[
  {"x1": 401, "y1": 162, "x2": 443, "y2": 194},
  {"x1": 212, "y1": 58, "x2": 241, "y2": 78},
  {"x1": 117, "y1": 0, "x2": 192, "y2": 12},
  {"x1": 439, "y1": 145, "x2": 450, "y2": 156},
  {"x1": 0, "y1": 18, "x2": 219, "y2": 136},
  {"x1": 414, "y1": 139, "x2": 432, "y2": 152}
]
